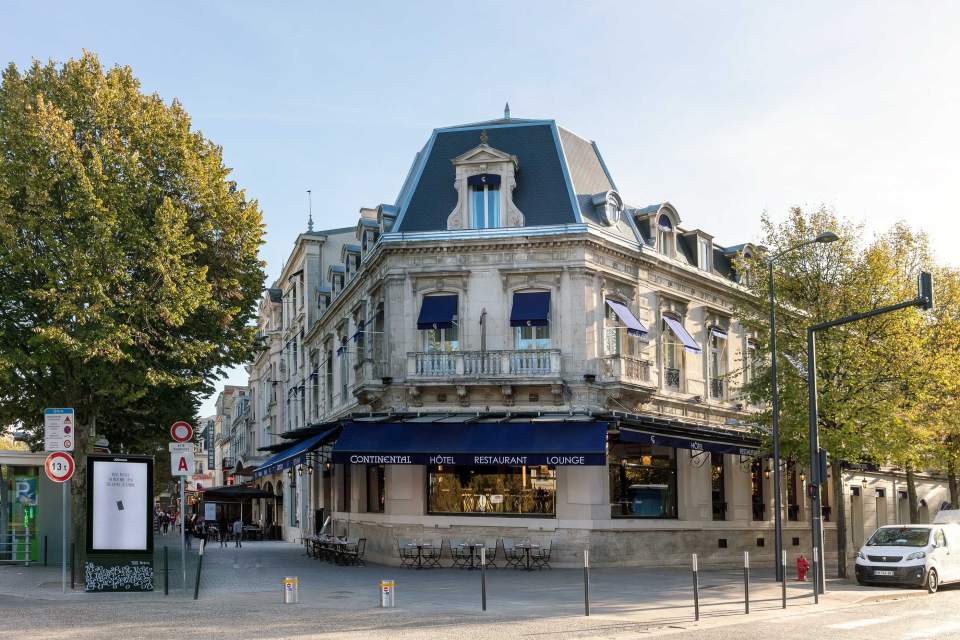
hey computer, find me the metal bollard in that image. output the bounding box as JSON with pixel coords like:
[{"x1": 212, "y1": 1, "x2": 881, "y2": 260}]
[
  {"x1": 193, "y1": 540, "x2": 205, "y2": 600},
  {"x1": 379, "y1": 579, "x2": 395, "y2": 608},
  {"x1": 480, "y1": 546, "x2": 487, "y2": 611},
  {"x1": 283, "y1": 576, "x2": 300, "y2": 604},
  {"x1": 781, "y1": 550, "x2": 787, "y2": 609},
  {"x1": 743, "y1": 551, "x2": 750, "y2": 614},
  {"x1": 44, "y1": 536, "x2": 48, "y2": 567},
  {"x1": 692, "y1": 553, "x2": 700, "y2": 622},
  {"x1": 163, "y1": 546, "x2": 169, "y2": 596},
  {"x1": 812, "y1": 547, "x2": 819, "y2": 604},
  {"x1": 70, "y1": 543, "x2": 75, "y2": 590},
  {"x1": 584, "y1": 548, "x2": 590, "y2": 617}
]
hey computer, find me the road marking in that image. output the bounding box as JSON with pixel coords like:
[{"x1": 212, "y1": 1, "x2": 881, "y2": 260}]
[
  {"x1": 903, "y1": 621, "x2": 960, "y2": 639},
  {"x1": 829, "y1": 617, "x2": 894, "y2": 630}
]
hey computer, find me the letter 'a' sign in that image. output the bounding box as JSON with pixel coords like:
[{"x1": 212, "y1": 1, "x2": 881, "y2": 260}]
[{"x1": 171, "y1": 450, "x2": 194, "y2": 476}]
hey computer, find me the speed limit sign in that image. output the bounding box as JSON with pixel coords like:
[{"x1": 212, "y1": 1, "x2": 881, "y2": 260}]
[{"x1": 45, "y1": 451, "x2": 75, "y2": 483}]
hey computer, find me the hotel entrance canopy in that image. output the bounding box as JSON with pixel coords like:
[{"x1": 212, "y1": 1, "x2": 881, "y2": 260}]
[{"x1": 331, "y1": 419, "x2": 607, "y2": 466}]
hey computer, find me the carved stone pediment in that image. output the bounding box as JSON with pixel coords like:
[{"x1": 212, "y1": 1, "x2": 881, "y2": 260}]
[{"x1": 447, "y1": 137, "x2": 525, "y2": 230}]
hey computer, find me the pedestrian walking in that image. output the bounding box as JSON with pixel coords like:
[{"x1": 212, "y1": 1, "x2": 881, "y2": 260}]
[
  {"x1": 218, "y1": 517, "x2": 228, "y2": 547},
  {"x1": 232, "y1": 518, "x2": 243, "y2": 548}
]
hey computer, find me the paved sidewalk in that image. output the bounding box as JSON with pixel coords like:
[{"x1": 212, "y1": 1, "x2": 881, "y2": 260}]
[{"x1": 0, "y1": 536, "x2": 930, "y2": 639}]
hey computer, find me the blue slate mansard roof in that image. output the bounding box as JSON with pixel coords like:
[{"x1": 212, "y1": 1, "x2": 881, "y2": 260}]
[{"x1": 395, "y1": 120, "x2": 578, "y2": 232}]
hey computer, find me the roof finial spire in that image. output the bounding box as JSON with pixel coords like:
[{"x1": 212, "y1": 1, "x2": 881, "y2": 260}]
[
  {"x1": 306, "y1": 189, "x2": 313, "y2": 232},
  {"x1": 480, "y1": 129, "x2": 488, "y2": 145},
  {"x1": 504, "y1": 102, "x2": 511, "y2": 119}
]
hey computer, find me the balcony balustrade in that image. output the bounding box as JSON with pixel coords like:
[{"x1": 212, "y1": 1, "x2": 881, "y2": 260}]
[
  {"x1": 600, "y1": 355, "x2": 652, "y2": 386},
  {"x1": 407, "y1": 349, "x2": 562, "y2": 380}
]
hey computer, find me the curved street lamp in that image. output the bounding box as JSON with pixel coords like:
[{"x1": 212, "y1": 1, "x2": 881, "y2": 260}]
[{"x1": 767, "y1": 230, "x2": 838, "y2": 582}]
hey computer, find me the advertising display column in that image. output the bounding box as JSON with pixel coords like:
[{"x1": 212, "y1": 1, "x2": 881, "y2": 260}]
[{"x1": 85, "y1": 455, "x2": 154, "y2": 591}]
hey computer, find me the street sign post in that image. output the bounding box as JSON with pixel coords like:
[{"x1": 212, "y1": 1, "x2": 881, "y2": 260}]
[
  {"x1": 44, "y1": 452, "x2": 74, "y2": 594},
  {"x1": 169, "y1": 439, "x2": 193, "y2": 590},
  {"x1": 170, "y1": 421, "x2": 193, "y2": 443},
  {"x1": 44, "y1": 408, "x2": 75, "y2": 451}
]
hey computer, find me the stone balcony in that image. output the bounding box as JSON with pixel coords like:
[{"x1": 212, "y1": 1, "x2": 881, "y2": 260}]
[
  {"x1": 406, "y1": 349, "x2": 562, "y2": 382},
  {"x1": 599, "y1": 355, "x2": 654, "y2": 387}
]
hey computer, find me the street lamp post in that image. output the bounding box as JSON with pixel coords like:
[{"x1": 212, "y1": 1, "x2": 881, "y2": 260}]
[{"x1": 767, "y1": 231, "x2": 838, "y2": 582}]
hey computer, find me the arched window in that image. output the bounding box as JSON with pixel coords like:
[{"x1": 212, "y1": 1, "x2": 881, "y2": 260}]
[{"x1": 657, "y1": 215, "x2": 673, "y2": 256}]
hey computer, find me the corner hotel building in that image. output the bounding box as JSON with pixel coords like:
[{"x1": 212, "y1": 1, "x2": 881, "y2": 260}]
[{"x1": 239, "y1": 113, "x2": 946, "y2": 567}]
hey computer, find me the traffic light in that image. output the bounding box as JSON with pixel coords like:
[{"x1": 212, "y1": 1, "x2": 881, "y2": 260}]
[
  {"x1": 918, "y1": 271, "x2": 934, "y2": 310},
  {"x1": 818, "y1": 448, "x2": 829, "y2": 484}
]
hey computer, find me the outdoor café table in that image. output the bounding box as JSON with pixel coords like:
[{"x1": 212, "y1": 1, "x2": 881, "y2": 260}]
[
  {"x1": 514, "y1": 542, "x2": 540, "y2": 570},
  {"x1": 405, "y1": 542, "x2": 435, "y2": 569},
  {"x1": 458, "y1": 542, "x2": 486, "y2": 569}
]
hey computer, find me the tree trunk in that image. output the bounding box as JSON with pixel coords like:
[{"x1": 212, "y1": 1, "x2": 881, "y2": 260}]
[
  {"x1": 906, "y1": 465, "x2": 919, "y2": 524},
  {"x1": 949, "y1": 462, "x2": 959, "y2": 509},
  {"x1": 70, "y1": 414, "x2": 94, "y2": 583},
  {"x1": 831, "y1": 458, "x2": 847, "y2": 578}
]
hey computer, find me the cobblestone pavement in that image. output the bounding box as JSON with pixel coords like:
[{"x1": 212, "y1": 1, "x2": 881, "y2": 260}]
[{"x1": 0, "y1": 533, "x2": 928, "y2": 639}]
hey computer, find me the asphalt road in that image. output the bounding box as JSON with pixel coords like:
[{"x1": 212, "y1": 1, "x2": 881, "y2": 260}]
[{"x1": 672, "y1": 586, "x2": 960, "y2": 640}]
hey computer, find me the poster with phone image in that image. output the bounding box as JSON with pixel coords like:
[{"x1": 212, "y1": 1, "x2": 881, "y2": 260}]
[{"x1": 89, "y1": 458, "x2": 151, "y2": 553}]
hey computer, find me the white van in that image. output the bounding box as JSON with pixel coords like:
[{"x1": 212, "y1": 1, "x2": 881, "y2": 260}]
[{"x1": 854, "y1": 510, "x2": 960, "y2": 593}]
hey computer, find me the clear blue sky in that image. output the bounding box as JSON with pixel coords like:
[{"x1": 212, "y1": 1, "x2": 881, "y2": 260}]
[{"x1": 5, "y1": 2, "x2": 959, "y2": 417}]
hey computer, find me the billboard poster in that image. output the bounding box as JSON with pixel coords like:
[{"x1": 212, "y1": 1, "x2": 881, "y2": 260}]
[{"x1": 86, "y1": 457, "x2": 153, "y2": 554}]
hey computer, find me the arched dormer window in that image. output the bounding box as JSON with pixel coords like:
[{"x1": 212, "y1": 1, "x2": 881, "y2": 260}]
[{"x1": 657, "y1": 215, "x2": 674, "y2": 257}]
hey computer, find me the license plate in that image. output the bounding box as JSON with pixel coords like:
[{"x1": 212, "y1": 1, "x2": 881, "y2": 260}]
[{"x1": 874, "y1": 570, "x2": 895, "y2": 576}]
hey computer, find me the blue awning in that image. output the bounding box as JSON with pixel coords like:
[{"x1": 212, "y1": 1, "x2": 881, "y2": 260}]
[
  {"x1": 663, "y1": 316, "x2": 702, "y2": 354},
  {"x1": 710, "y1": 327, "x2": 728, "y2": 339},
  {"x1": 605, "y1": 300, "x2": 648, "y2": 336},
  {"x1": 253, "y1": 427, "x2": 339, "y2": 479},
  {"x1": 618, "y1": 427, "x2": 757, "y2": 456},
  {"x1": 417, "y1": 295, "x2": 458, "y2": 330},
  {"x1": 510, "y1": 292, "x2": 551, "y2": 327},
  {"x1": 332, "y1": 421, "x2": 607, "y2": 466}
]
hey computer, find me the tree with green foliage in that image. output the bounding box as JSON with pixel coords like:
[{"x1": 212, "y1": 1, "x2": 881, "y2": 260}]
[
  {"x1": 734, "y1": 208, "x2": 934, "y2": 578},
  {"x1": 0, "y1": 52, "x2": 265, "y2": 559}
]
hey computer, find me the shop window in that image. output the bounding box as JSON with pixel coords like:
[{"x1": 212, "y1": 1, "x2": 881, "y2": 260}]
[
  {"x1": 609, "y1": 443, "x2": 678, "y2": 519},
  {"x1": 711, "y1": 454, "x2": 726, "y2": 520},
  {"x1": 289, "y1": 470, "x2": 298, "y2": 528},
  {"x1": 426, "y1": 465, "x2": 556, "y2": 516},
  {"x1": 366, "y1": 465, "x2": 385, "y2": 513},
  {"x1": 340, "y1": 464, "x2": 352, "y2": 513},
  {"x1": 787, "y1": 463, "x2": 800, "y2": 521},
  {"x1": 751, "y1": 459, "x2": 765, "y2": 521},
  {"x1": 0, "y1": 465, "x2": 39, "y2": 562}
]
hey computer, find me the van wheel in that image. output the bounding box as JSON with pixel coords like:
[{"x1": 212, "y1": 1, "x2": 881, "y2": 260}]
[{"x1": 926, "y1": 569, "x2": 939, "y2": 594}]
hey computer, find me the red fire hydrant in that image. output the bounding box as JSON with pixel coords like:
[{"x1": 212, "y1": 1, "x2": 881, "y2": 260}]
[{"x1": 796, "y1": 554, "x2": 810, "y2": 581}]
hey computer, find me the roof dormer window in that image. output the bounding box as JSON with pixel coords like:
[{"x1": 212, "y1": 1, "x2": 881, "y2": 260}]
[
  {"x1": 469, "y1": 174, "x2": 500, "y2": 229},
  {"x1": 657, "y1": 215, "x2": 674, "y2": 257},
  {"x1": 698, "y1": 238, "x2": 712, "y2": 272}
]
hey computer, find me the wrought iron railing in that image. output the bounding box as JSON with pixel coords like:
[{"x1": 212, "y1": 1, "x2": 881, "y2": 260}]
[{"x1": 665, "y1": 367, "x2": 681, "y2": 389}]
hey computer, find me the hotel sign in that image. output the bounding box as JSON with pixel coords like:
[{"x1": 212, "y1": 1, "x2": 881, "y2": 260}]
[{"x1": 335, "y1": 452, "x2": 605, "y2": 466}]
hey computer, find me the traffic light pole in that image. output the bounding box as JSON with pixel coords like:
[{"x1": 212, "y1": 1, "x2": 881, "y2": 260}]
[{"x1": 806, "y1": 272, "x2": 932, "y2": 595}]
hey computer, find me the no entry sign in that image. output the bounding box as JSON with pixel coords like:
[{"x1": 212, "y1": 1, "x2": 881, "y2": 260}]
[
  {"x1": 45, "y1": 451, "x2": 75, "y2": 483},
  {"x1": 170, "y1": 421, "x2": 193, "y2": 443}
]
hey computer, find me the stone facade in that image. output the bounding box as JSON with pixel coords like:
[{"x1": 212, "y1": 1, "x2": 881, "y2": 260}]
[{"x1": 237, "y1": 115, "x2": 952, "y2": 567}]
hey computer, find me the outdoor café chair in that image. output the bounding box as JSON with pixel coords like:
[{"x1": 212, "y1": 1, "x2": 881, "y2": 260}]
[
  {"x1": 501, "y1": 538, "x2": 523, "y2": 569},
  {"x1": 422, "y1": 541, "x2": 442, "y2": 568},
  {"x1": 481, "y1": 540, "x2": 498, "y2": 569},
  {"x1": 449, "y1": 539, "x2": 471, "y2": 569},
  {"x1": 531, "y1": 540, "x2": 552, "y2": 570},
  {"x1": 342, "y1": 538, "x2": 366, "y2": 566},
  {"x1": 398, "y1": 538, "x2": 418, "y2": 568}
]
